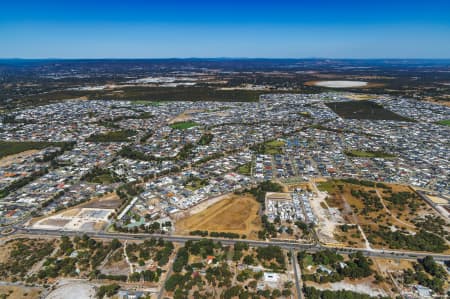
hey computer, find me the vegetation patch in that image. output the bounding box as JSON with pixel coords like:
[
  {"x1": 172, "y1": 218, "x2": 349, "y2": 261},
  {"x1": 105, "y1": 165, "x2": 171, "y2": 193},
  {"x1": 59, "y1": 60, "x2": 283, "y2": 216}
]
[
  {"x1": 299, "y1": 250, "x2": 373, "y2": 283},
  {"x1": 402, "y1": 256, "x2": 447, "y2": 294},
  {"x1": 169, "y1": 121, "x2": 199, "y2": 130},
  {"x1": 252, "y1": 139, "x2": 285, "y2": 155},
  {"x1": 197, "y1": 133, "x2": 213, "y2": 145},
  {"x1": 326, "y1": 100, "x2": 412, "y2": 121},
  {"x1": 237, "y1": 162, "x2": 252, "y2": 176},
  {"x1": 184, "y1": 176, "x2": 208, "y2": 191},
  {"x1": 436, "y1": 119, "x2": 450, "y2": 126},
  {"x1": 318, "y1": 179, "x2": 449, "y2": 252},
  {"x1": 344, "y1": 150, "x2": 396, "y2": 159},
  {"x1": 86, "y1": 130, "x2": 136, "y2": 142},
  {"x1": 0, "y1": 141, "x2": 72, "y2": 159},
  {"x1": 366, "y1": 227, "x2": 448, "y2": 253},
  {"x1": 0, "y1": 239, "x2": 55, "y2": 281},
  {"x1": 82, "y1": 167, "x2": 122, "y2": 184}
]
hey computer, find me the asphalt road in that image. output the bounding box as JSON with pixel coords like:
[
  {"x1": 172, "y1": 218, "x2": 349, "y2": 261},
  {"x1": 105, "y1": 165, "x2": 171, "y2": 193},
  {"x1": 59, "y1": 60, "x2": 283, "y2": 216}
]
[
  {"x1": 11, "y1": 228, "x2": 450, "y2": 262},
  {"x1": 290, "y1": 249, "x2": 303, "y2": 299}
]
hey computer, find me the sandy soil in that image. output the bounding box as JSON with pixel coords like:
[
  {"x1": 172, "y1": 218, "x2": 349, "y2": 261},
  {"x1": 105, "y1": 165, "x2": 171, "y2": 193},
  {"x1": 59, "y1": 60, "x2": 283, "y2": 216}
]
[
  {"x1": 174, "y1": 193, "x2": 231, "y2": 217},
  {"x1": 101, "y1": 257, "x2": 130, "y2": 276},
  {"x1": 328, "y1": 281, "x2": 388, "y2": 297},
  {"x1": 0, "y1": 285, "x2": 43, "y2": 299},
  {"x1": 307, "y1": 279, "x2": 388, "y2": 297},
  {"x1": 345, "y1": 94, "x2": 378, "y2": 100},
  {"x1": 309, "y1": 187, "x2": 341, "y2": 245},
  {"x1": 46, "y1": 282, "x2": 96, "y2": 299},
  {"x1": 0, "y1": 242, "x2": 14, "y2": 263},
  {"x1": 175, "y1": 194, "x2": 261, "y2": 238},
  {"x1": 169, "y1": 109, "x2": 204, "y2": 124},
  {"x1": 60, "y1": 209, "x2": 82, "y2": 217},
  {"x1": 0, "y1": 150, "x2": 39, "y2": 167},
  {"x1": 427, "y1": 195, "x2": 448, "y2": 204},
  {"x1": 374, "y1": 258, "x2": 414, "y2": 273}
]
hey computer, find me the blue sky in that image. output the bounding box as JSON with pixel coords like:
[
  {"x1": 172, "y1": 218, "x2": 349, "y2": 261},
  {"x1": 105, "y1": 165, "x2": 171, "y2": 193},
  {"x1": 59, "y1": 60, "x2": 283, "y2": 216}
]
[{"x1": 1, "y1": 0, "x2": 450, "y2": 58}]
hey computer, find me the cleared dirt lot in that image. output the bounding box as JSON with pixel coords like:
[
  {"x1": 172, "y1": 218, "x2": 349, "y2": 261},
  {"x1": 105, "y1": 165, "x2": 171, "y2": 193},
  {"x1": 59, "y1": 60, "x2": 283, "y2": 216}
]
[
  {"x1": 29, "y1": 192, "x2": 121, "y2": 226},
  {"x1": 83, "y1": 192, "x2": 122, "y2": 209},
  {"x1": 176, "y1": 195, "x2": 262, "y2": 238},
  {"x1": 33, "y1": 207, "x2": 113, "y2": 232}
]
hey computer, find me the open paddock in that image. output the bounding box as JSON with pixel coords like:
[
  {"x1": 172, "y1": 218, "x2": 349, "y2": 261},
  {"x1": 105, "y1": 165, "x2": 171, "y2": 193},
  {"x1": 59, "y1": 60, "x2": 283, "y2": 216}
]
[{"x1": 175, "y1": 194, "x2": 262, "y2": 238}]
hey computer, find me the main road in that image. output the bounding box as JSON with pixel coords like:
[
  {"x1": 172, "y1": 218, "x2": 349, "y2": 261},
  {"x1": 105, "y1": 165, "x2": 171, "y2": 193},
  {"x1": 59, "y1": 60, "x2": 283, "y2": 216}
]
[{"x1": 9, "y1": 227, "x2": 450, "y2": 262}]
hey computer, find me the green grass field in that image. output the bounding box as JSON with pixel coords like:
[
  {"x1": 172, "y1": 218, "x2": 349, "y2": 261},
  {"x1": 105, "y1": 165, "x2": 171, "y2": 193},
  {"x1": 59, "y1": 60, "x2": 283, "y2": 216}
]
[
  {"x1": 237, "y1": 162, "x2": 252, "y2": 176},
  {"x1": 184, "y1": 177, "x2": 208, "y2": 191},
  {"x1": 251, "y1": 139, "x2": 286, "y2": 155},
  {"x1": 264, "y1": 140, "x2": 285, "y2": 154},
  {"x1": 316, "y1": 180, "x2": 336, "y2": 193},
  {"x1": 0, "y1": 141, "x2": 69, "y2": 159},
  {"x1": 437, "y1": 119, "x2": 450, "y2": 126},
  {"x1": 169, "y1": 121, "x2": 199, "y2": 130}
]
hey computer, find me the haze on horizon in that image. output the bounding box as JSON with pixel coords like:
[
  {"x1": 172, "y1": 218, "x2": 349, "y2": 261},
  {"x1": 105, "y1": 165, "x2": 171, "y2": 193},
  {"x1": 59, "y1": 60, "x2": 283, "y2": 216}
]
[{"x1": 1, "y1": 0, "x2": 450, "y2": 59}]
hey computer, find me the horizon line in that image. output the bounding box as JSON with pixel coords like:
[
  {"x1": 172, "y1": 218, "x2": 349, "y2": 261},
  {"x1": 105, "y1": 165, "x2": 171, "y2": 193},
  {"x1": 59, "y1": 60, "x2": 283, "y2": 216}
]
[{"x1": 1, "y1": 57, "x2": 450, "y2": 61}]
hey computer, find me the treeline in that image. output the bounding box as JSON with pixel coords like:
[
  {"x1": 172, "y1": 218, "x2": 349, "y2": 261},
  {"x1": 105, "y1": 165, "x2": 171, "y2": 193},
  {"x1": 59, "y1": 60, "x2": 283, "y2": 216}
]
[
  {"x1": 129, "y1": 268, "x2": 161, "y2": 282},
  {"x1": 341, "y1": 178, "x2": 376, "y2": 187},
  {"x1": 246, "y1": 180, "x2": 283, "y2": 208},
  {"x1": 86, "y1": 129, "x2": 136, "y2": 142},
  {"x1": 340, "y1": 178, "x2": 391, "y2": 190},
  {"x1": 119, "y1": 146, "x2": 169, "y2": 162},
  {"x1": 258, "y1": 215, "x2": 277, "y2": 239},
  {"x1": 115, "y1": 182, "x2": 143, "y2": 216},
  {"x1": 189, "y1": 230, "x2": 244, "y2": 239},
  {"x1": 367, "y1": 226, "x2": 448, "y2": 253},
  {"x1": 173, "y1": 248, "x2": 189, "y2": 272},
  {"x1": 113, "y1": 220, "x2": 172, "y2": 234}
]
